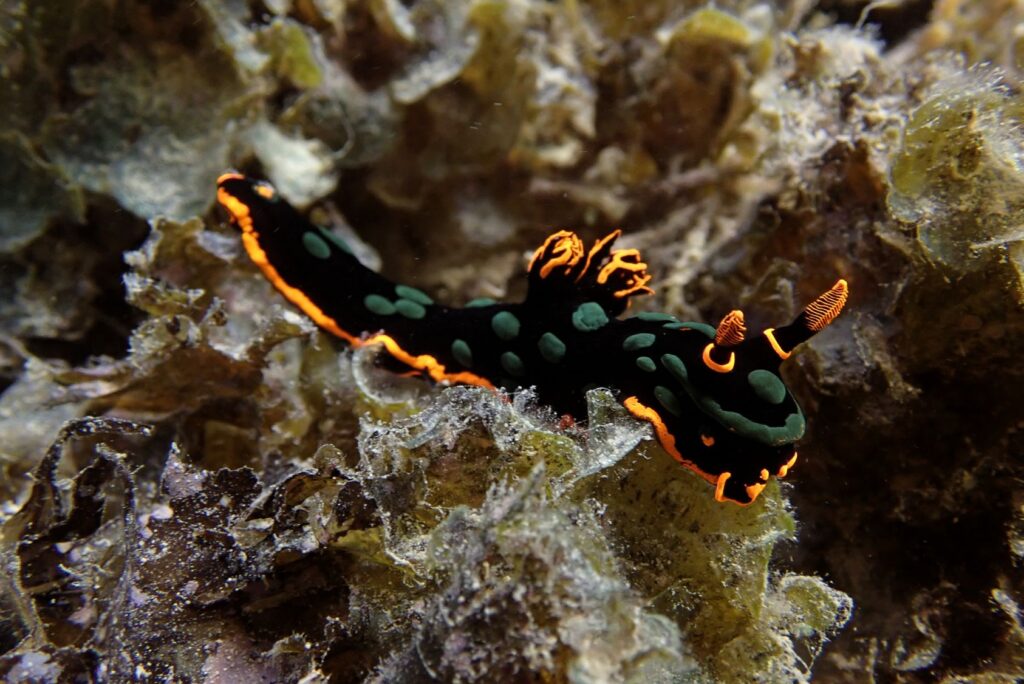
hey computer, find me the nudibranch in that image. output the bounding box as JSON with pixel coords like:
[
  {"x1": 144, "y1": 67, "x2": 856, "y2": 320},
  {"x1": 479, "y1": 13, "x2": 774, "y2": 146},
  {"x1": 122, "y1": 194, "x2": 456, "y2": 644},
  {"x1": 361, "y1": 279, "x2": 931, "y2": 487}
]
[{"x1": 216, "y1": 173, "x2": 848, "y2": 505}]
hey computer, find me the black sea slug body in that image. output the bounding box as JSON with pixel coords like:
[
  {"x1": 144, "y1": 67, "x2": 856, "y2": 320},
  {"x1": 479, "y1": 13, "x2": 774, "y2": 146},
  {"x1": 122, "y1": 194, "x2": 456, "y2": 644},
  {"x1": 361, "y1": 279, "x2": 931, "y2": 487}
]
[{"x1": 216, "y1": 173, "x2": 848, "y2": 505}]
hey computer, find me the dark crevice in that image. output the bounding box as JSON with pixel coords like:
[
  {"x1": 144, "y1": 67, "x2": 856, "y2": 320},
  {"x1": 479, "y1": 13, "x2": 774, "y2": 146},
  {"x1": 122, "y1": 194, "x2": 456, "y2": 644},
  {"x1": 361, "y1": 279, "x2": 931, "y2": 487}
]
[
  {"x1": 818, "y1": 0, "x2": 935, "y2": 49},
  {"x1": 17, "y1": 200, "x2": 149, "y2": 368}
]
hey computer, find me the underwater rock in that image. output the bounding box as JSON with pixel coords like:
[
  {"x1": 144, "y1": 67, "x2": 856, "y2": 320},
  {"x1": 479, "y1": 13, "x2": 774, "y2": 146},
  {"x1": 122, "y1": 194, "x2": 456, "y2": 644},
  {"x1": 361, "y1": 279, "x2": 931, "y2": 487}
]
[
  {"x1": 39, "y1": 45, "x2": 245, "y2": 221},
  {"x1": 0, "y1": 134, "x2": 83, "y2": 254},
  {"x1": 4, "y1": 0, "x2": 1024, "y2": 682}
]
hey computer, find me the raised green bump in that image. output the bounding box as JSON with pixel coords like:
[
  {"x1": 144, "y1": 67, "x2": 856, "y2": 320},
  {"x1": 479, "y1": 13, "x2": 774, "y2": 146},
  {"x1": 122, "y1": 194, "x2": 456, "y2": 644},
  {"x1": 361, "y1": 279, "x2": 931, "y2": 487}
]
[
  {"x1": 662, "y1": 359, "x2": 804, "y2": 444},
  {"x1": 654, "y1": 385, "x2": 683, "y2": 417},
  {"x1": 622, "y1": 333, "x2": 656, "y2": 351},
  {"x1": 660, "y1": 354, "x2": 688, "y2": 383},
  {"x1": 317, "y1": 226, "x2": 353, "y2": 254},
  {"x1": 491, "y1": 311, "x2": 521, "y2": 340},
  {"x1": 451, "y1": 339, "x2": 473, "y2": 367},
  {"x1": 466, "y1": 298, "x2": 497, "y2": 308},
  {"x1": 395, "y1": 299, "x2": 426, "y2": 320},
  {"x1": 634, "y1": 312, "x2": 677, "y2": 323},
  {"x1": 663, "y1": 321, "x2": 716, "y2": 338},
  {"x1": 395, "y1": 284, "x2": 433, "y2": 306},
  {"x1": 364, "y1": 294, "x2": 396, "y2": 316},
  {"x1": 572, "y1": 302, "x2": 609, "y2": 332},
  {"x1": 636, "y1": 356, "x2": 656, "y2": 372},
  {"x1": 537, "y1": 332, "x2": 566, "y2": 363},
  {"x1": 500, "y1": 351, "x2": 525, "y2": 377},
  {"x1": 748, "y1": 369, "x2": 786, "y2": 405},
  {"x1": 696, "y1": 397, "x2": 805, "y2": 446},
  {"x1": 302, "y1": 231, "x2": 332, "y2": 259}
]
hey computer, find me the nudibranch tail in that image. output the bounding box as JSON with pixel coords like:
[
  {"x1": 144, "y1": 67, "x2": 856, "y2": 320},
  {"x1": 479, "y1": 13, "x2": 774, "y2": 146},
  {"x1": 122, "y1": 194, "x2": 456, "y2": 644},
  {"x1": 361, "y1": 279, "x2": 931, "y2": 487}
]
[{"x1": 215, "y1": 173, "x2": 496, "y2": 387}]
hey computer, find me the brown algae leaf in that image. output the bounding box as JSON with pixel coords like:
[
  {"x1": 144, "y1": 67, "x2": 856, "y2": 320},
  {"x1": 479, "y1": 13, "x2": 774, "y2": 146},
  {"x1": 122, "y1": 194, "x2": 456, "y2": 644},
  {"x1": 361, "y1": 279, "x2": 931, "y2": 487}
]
[{"x1": 1, "y1": 418, "x2": 149, "y2": 652}]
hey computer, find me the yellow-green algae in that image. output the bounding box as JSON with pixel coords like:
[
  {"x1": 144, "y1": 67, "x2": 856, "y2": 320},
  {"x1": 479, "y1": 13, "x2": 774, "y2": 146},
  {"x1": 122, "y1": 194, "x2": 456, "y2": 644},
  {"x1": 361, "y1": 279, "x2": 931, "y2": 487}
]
[{"x1": 889, "y1": 66, "x2": 1024, "y2": 273}]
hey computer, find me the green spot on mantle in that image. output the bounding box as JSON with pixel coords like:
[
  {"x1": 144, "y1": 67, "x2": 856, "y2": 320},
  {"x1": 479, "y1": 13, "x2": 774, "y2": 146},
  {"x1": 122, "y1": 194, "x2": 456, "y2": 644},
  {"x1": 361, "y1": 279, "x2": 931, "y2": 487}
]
[
  {"x1": 623, "y1": 333, "x2": 656, "y2": 351},
  {"x1": 451, "y1": 339, "x2": 473, "y2": 367},
  {"x1": 663, "y1": 321, "x2": 715, "y2": 338},
  {"x1": 537, "y1": 332, "x2": 566, "y2": 363},
  {"x1": 701, "y1": 400, "x2": 804, "y2": 446},
  {"x1": 466, "y1": 298, "x2": 496, "y2": 308},
  {"x1": 636, "y1": 356, "x2": 656, "y2": 372},
  {"x1": 633, "y1": 312, "x2": 677, "y2": 323},
  {"x1": 317, "y1": 226, "x2": 352, "y2": 254},
  {"x1": 660, "y1": 353, "x2": 805, "y2": 446},
  {"x1": 748, "y1": 369, "x2": 787, "y2": 405},
  {"x1": 364, "y1": 294, "x2": 396, "y2": 316},
  {"x1": 395, "y1": 284, "x2": 433, "y2": 306},
  {"x1": 660, "y1": 354, "x2": 688, "y2": 383},
  {"x1": 302, "y1": 231, "x2": 331, "y2": 259},
  {"x1": 491, "y1": 311, "x2": 521, "y2": 340},
  {"x1": 501, "y1": 351, "x2": 525, "y2": 377},
  {"x1": 572, "y1": 302, "x2": 609, "y2": 332},
  {"x1": 654, "y1": 385, "x2": 683, "y2": 417},
  {"x1": 395, "y1": 299, "x2": 426, "y2": 320}
]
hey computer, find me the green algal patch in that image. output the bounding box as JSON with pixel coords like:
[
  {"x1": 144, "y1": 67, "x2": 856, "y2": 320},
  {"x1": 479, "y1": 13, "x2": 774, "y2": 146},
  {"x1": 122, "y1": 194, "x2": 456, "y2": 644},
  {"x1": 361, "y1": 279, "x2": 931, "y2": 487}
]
[{"x1": 889, "y1": 67, "x2": 1024, "y2": 275}]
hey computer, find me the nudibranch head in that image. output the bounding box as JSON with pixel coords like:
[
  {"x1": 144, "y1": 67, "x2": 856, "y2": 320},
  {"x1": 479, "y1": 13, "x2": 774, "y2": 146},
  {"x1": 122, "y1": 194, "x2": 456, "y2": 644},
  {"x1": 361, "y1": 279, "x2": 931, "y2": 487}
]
[
  {"x1": 649, "y1": 280, "x2": 849, "y2": 504},
  {"x1": 689, "y1": 280, "x2": 847, "y2": 443}
]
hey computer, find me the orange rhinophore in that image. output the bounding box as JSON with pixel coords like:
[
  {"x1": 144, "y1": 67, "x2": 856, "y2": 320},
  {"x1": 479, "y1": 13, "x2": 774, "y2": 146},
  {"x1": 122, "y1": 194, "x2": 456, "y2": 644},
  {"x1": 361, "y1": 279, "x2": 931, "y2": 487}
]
[
  {"x1": 715, "y1": 310, "x2": 747, "y2": 347},
  {"x1": 804, "y1": 279, "x2": 849, "y2": 332}
]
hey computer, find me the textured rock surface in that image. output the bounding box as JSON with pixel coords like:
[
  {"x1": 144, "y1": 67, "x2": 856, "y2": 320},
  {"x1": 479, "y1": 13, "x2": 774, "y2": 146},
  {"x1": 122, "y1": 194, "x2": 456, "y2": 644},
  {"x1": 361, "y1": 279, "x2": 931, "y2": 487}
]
[{"x1": 1, "y1": 0, "x2": 1022, "y2": 681}]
